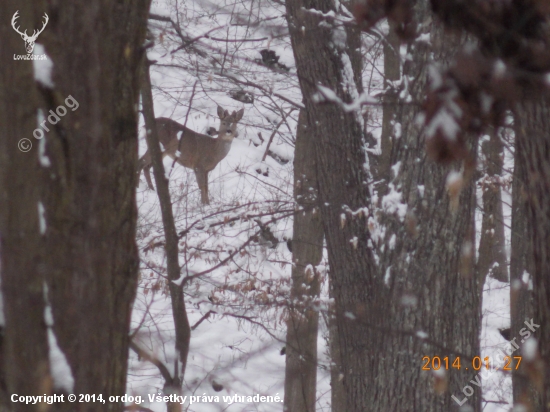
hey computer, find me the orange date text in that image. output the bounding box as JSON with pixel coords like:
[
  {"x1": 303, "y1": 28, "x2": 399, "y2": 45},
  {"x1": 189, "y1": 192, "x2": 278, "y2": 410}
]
[{"x1": 421, "y1": 356, "x2": 522, "y2": 371}]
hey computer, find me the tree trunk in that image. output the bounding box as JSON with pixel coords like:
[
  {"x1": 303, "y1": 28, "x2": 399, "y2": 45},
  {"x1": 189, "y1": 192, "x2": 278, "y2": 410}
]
[
  {"x1": 378, "y1": 20, "x2": 401, "y2": 187},
  {"x1": 284, "y1": 110, "x2": 324, "y2": 412},
  {"x1": 327, "y1": 281, "x2": 345, "y2": 412},
  {"x1": 0, "y1": 4, "x2": 51, "y2": 410},
  {"x1": 373, "y1": 2, "x2": 482, "y2": 410},
  {"x1": 331, "y1": 3, "x2": 363, "y2": 408},
  {"x1": 510, "y1": 113, "x2": 538, "y2": 409},
  {"x1": 36, "y1": 2, "x2": 150, "y2": 411},
  {"x1": 286, "y1": 1, "x2": 380, "y2": 411},
  {"x1": 478, "y1": 130, "x2": 508, "y2": 283},
  {"x1": 513, "y1": 95, "x2": 550, "y2": 410},
  {"x1": 140, "y1": 60, "x2": 190, "y2": 412}
]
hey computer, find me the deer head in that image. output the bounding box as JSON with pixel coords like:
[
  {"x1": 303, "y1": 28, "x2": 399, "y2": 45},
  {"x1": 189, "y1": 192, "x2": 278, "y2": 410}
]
[
  {"x1": 12, "y1": 11, "x2": 49, "y2": 54},
  {"x1": 217, "y1": 106, "x2": 244, "y2": 141}
]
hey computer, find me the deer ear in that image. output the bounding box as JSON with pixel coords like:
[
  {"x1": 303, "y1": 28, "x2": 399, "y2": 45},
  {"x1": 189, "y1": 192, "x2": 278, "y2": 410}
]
[
  {"x1": 217, "y1": 105, "x2": 225, "y2": 119},
  {"x1": 234, "y1": 108, "x2": 244, "y2": 122}
]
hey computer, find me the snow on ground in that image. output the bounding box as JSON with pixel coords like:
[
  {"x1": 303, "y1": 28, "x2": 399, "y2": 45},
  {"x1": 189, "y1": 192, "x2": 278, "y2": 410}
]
[
  {"x1": 126, "y1": 1, "x2": 516, "y2": 410},
  {"x1": 481, "y1": 277, "x2": 512, "y2": 411},
  {"x1": 128, "y1": 1, "x2": 312, "y2": 410}
]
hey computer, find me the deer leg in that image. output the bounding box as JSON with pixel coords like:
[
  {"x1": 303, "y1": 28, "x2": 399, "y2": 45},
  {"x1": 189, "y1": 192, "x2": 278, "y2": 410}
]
[
  {"x1": 194, "y1": 168, "x2": 209, "y2": 205},
  {"x1": 144, "y1": 164, "x2": 155, "y2": 190},
  {"x1": 136, "y1": 151, "x2": 155, "y2": 190}
]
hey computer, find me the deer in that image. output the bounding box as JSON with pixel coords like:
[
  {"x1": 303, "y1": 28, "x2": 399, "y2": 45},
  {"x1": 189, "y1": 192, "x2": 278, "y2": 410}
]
[
  {"x1": 137, "y1": 105, "x2": 244, "y2": 205},
  {"x1": 11, "y1": 11, "x2": 49, "y2": 54}
]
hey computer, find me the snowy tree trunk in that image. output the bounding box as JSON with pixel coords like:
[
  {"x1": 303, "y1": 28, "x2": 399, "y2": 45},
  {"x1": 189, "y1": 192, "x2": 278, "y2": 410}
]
[
  {"x1": 33, "y1": 2, "x2": 149, "y2": 411},
  {"x1": 378, "y1": 20, "x2": 401, "y2": 190},
  {"x1": 513, "y1": 96, "x2": 550, "y2": 409},
  {"x1": 510, "y1": 115, "x2": 538, "y2": 409},
  {"x1": 284, "y1": 110, "x2": 324, "y2": 412},
  {"x1": 286, "y1": 1, "x2": 380, "y2": 411},
  {"x1": 327, "y1": 281, "x2": 346, "y2": 412},
  {"x1": 374, "y1": 2, "x2": 482, "y2": 410},
  {"x1": 140, "y1": 60, "x2": 190, "y2": 412}
]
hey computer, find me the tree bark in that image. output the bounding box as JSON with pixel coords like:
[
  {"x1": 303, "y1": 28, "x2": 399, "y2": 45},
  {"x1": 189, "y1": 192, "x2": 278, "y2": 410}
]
[
  {"x1": 0, "y1": 4, "x2": 51, "y2": 411},
  {"x1": 513, "y1": 96, "x2": 550, "y2": 410},
  {"x1": 510, "y1": 113, "x2": 538, "y2": 409},
  {"x1": 285, "y1": 1, "x2": 380, "y2": 411},
  {"x1": 327, "y1": 281, "x2": 345, "y2": 412},
  {"x1": 284, "y1": 110, "x2": 324, "y2": 412},
  {"x1": 378, "y1": 20, "x2": 401, "y2": 188},
  {"x1": 35, "y1": 2, "x2": 151, "y2": 411},
  {"x1": 140, "y1": 61, "x2": 191, "y2": 411},
  {"x1": 373, "y1": 2, "x2": 482, "y2": 410}
]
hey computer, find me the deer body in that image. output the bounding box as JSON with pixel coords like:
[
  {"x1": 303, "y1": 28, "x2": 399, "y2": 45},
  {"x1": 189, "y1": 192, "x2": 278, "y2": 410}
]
[{"x1": 137, "y1": 106, "x2": 244, "y2": 204}]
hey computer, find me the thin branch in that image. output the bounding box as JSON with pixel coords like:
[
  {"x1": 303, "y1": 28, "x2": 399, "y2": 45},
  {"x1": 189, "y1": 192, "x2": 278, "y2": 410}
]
[
  {"x1": 129, "y1": 340, "x2": 173, "y2": 384},
  {"x1": 206, "y1": 36, "x2": 269, "y2": 43},
  {"x1": 218, "y1": 71, "x2": 304, "y2": 109},
  {"x1": 168, "y1": 80, "x2": 197, "y2": 176},
  {"x1": 262, "y1": 108, "x2": 297, "y2": 161},
  {"x1": 178, "y1": 235, "x2": 257, "y2": 287},
  {"x1": 191, "y1": 310, "x2": 217, "y2": 331}
]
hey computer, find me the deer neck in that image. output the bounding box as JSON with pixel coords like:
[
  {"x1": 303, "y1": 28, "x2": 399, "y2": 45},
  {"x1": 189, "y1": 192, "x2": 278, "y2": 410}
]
[{"x1": 216, "y1": 135, "x2": 234, "y2": 158}]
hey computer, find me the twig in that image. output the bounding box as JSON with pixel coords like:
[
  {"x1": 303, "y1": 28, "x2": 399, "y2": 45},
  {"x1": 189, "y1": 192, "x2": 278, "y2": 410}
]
[
  {"x1": 262, "y1": 108, "x2": 296, "y2": 161},
  {"x1": 191, "y1": 310, "x2": 217, "y2": 331},
  {"x1": 168, "y1": 80, "x2": 198, "y2": 177},
  {"x1": 206, "y1": 36, "x2": 269, "y2": 43},
  {"x1": 178, "y1": 235, "x2": 257, "y2": 287},
  {"x1": 129, "y1": 340, "x2": 173, "y2": 384}
]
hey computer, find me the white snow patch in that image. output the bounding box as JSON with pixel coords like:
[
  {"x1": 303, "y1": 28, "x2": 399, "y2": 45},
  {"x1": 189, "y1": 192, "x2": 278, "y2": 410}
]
[
  {"x1": 416, "y1": 331, "x2": 428, "y2": 339},
  {"x1": 38, "y1": 137, "x2": 51, "y2": 167},
  {"x1": 48, "y1": 329, "x2": 74, "y2": 392},
  {"x1": 417, "y1": 33, "x2": 431, "y2": 45},
  {"x1": 522, "y1": 338, "x2": 537, "y2": 361},
  {"x1": 426, "y1": 108, "x2": 460, "y2": 141},
  {"x1": 493, "y1": 60, "x2": 506, "y2": 78},
  {"x1": 393, "y1": 122, "x2": 402, "y2": 139},
  {"x1": 522, "y1": 271, "x2": 533, "y2": 290},
  {"x1": 432, "y1": 367, "x2": 445, "y2": 378},
  {"x1": 331, "y1": 24, "x2": 347, "y2": 49},
  {"x1": 480, "y1": 92, "x2": 493, "y2": 114},
  {"x1": 391, "y1": 161, "x2": 401, "y2": 178},
  {"x1": 384, "y1": 266, "x2": 391, "y2": 286},
  {"x1": 43, "y1": 283, "x2": 74, "y2": 392},
  {"x1": 37, "y1": 109, "x2": 46, "y2": 132},
  {"x1": 388, "y1": 234, "x2": 396, "y2": 250},
  {"x1": 38, "y1": 202, "x2": 46, "y2": 235},
  {"x1": 344, "y1": 311, "x2": 356, "y2": 320},
  {"x1": 381, "y1": 185, "x2": 407, "y2": 221},
  {"x1": 33, "y1": 44, "x2": 54, "y2": 87},
  {"x1": 446, "y1": 170, "x2": 462, "y2": 187},
  {"x1": 313, "y1": 85, "x2": 376, "y2": 112}
]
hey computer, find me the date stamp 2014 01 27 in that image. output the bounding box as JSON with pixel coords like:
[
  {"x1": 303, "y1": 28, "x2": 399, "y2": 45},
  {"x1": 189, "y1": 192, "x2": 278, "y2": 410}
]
[{"x1": 421, "y1": 355, "x2": 522, "y2": 371}]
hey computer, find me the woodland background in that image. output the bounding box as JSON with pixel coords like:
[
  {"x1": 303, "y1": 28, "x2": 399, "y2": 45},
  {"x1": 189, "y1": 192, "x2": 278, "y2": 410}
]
[{"x1": 1, "y1": 0, "x2": 550, "y2": 411}]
